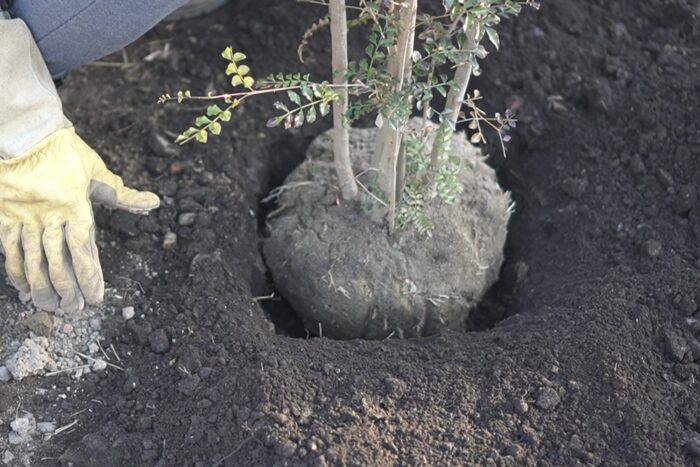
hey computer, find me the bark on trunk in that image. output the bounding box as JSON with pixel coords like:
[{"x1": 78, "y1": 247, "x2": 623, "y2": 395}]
[{"x1": 329, "y1": 0, "x2": 358, "y2": 200}]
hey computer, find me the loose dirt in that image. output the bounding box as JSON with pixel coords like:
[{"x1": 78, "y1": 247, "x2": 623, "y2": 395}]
[{"x1": 1, "y1": 0, "x2": 699, "y2": 465}]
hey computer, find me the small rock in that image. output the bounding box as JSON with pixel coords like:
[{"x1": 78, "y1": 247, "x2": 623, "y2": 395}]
[
  {"x1": 92, "y1": 359, "x2": 108, "y2": 372},
  {"x1": 679, "y1": 296, "x2": 698, "y2": 316},
  {"x1": 629, "y1": 154, "x2": 646, "y2": 174},
  {"x1": 22, "y1": 311, "x2": 53, "y2": 337},
  {"x1": 122, "y1": 307, "x2": 136, "y2": 320},
  {"x1": 562, "y1": 177, "x2": 587, "y2": 199},
  {"x1": 178, "y1": 212, "x2": 196, "y2": 227},
  {"x1": 88, "y1": 342, "x2": 100, "y2": 354},
  {"x1": 148, "y1": 329, "x2": 170, "y2": 354},
  {"x1": 513, "y1": 398, "x2": 529, "y2": 414},
  {"x1": 663, "y1": 329, "x2": 689, "y2": 362},
  {"x1": 0, "y1": 366, "x2": 11, "y2": 382},
  {"x1": 536, "y1": 387, "x2": 561, "y2": 410},
  {"x1": 275, "y1": 440, "x2": 297, "y2": 458},
  {"x1": 2, "y1": 450, "x2": 15, "y2": 464},
  {"x1": 9, "y1": 413, "x2": 36, "y2": 444},
  {"x1": 177, "y1": 375, "x2": 200, "y2": 396},
  {"x1": 37, "y1": 422, "x2": 56, "y2": 434},
  {"x1": 383, "y1": 376, "x2": 407, "y2": 399},
  {"x1": 688, "y1": 339, "x2": 700, "y2": 362},
  {"x1": 685, "y1": 432, "x2": 700, "y2": 458},
  {"x1": 673, "y1": 184, "x2": 697, "y2": 215},
  {"x1": 147, "y1": 130, "x2": 179, "y2": 158},
  {"x1": 643, "y1": 240, "x2": 662, "y2": 258},
  {"x1": 503, "y1": 444, "x2": 525, "y2": 461},
  {"x1": 5, "y1": 338, "x2": 55, "y2": 380},
  {"x1": 163, "y1": 232, "x2": 177, "y2": 250}
]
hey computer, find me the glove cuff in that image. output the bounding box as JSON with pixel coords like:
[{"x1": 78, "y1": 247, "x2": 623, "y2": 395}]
[
  {"x1": 0, "y1": 127, "x2": 76, "y2": 170},
  {"x1": 0, "y1": 19, "x2": 72, "y2": 159}
]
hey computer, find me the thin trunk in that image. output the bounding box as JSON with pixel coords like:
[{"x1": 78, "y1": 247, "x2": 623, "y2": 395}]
[
  {"x1": 329, "y1": 0, "x2": 358, "y2": 200},
  {"x1": 430, "y1": 30, "x2": 476, "y2": 168},
  {"x1": 373, "y1": 0, "x2": 417, "y2": 231}
]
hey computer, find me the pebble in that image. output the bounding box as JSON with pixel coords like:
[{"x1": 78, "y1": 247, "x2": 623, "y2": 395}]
[
  {"x1": 536, "y1": 387, "x2": 561, "y2": 410},
  {"x1": 163, "y1": 232, "x2": 177, "y2": 250},
  {"x1": 686, "y1": 432, "x2": 700, "y2": 458},
  {"x1": 513, "y1": 398, "x2": 529, "y2": 414},
  {"x1": 629, "y1": 154, "x2": 646, "y2": 174},
  {"x1": 0, "y1": 366, "x2": 11, "y2": 382},
  {"x1": 9, "y1": 413, "x2": 36, "y2": 444},
  {"x1": 562, "y1": 177, "x2": 587, "y2": 199},
  {"x1": 122, "y1": 307, "x2": 136, "y2": 320},
  {"x1": 663, "y1": 329, "x2": 689, "y2": 362},
  {"x1": 37, "y1": 422, "x2": 56, "y2": 434},
  {"x1": 123, "y1": 375, "x2": 140, "y2": 394},
  {"x1": 673, "y1": 184, "x2": 697, "y2": 215},
  {"x1": 178, "y1": 212, "x2": 196, "y2": 227},
  {"x1": 148, "y1": 329, "x2": 170, "y2": 354},
  {"x1": 643, "y1": 240, "x2": 662, "y2": 258},
  {"x1": 5, "y1": 338, "x2": 55, "y2": 380},
  {"x1": 2, "y1": 451, "x2": 15, "y2": 464},
  {"x1": 88, "y1": 342, "x2": 100, "y2": 354},
  {"x1": 92, "y1": 359, "x2": 108, "y2": 372}
]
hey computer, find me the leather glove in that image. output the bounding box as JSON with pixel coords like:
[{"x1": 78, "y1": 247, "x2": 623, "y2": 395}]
[{"x1": 0, "y1": 19, "x2": 159, "y2": 312}]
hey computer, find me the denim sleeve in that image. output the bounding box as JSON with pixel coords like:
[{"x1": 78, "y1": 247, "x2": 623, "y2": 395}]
[{"x1": 13, "y1": 0, "x2": 187, "y2": 78}]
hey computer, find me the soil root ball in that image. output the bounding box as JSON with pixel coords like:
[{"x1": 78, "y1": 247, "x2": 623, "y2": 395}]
[{"x1": 264, "y1": 122, "x2": 511, "y2": 339}]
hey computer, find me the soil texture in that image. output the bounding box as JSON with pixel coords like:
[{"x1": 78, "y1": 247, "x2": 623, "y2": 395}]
[{"x1": 1, "y1": 0, "x2": 700, "y2": 466}]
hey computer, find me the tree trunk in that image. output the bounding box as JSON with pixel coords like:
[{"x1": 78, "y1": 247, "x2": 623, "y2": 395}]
[
  {"x1": 373, "y1": 0, "x2": 417, "y2": 231},
  {"x1": 430, "y1": 30, "x2": 476, "y2": 168},
  {"x1": 329, "y1": 0, "x2": 358, "y2": 200}
]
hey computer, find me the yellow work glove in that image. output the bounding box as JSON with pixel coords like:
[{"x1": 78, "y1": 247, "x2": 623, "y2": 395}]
[{"x1": 0, "y1": 128, "x2": 160, "y2": 312}]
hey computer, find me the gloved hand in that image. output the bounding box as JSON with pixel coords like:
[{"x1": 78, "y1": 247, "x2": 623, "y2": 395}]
[
  {"x1": 0, "y1": 18, "x2": 159, "y2": 312},
  {"x1": 0, "y1": 128, "x2": 159, "y2": 312}
]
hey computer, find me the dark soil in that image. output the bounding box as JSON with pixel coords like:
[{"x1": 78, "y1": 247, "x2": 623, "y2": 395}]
[{"x1": 1, "y1": 0, "x2": 700, "y2": 465}]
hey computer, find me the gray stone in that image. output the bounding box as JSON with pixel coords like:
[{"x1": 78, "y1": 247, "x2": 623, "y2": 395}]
[
  {"x1": 149, "y1": 329, "x2": 170, "y2": 354},
  {"x1": 163, "y1": 232, "x2": 177, "y2": 250},
  {"x1": 5, "y1": 338, "x2": 55, "y2": 380},
  {"x1": 37, "y1": 422, "x2": 56, "y2": 434},
  {"x1": 0, "y1": 366, "x2": 11, "y2": 382},
  {"x1": 673, "y1": 184, "x2": 697, "y2": 215},
  {"x1": 536, "y1": 387, "x2": 561, "y2": 410},
  {"x1": 2, "y1": 450, "x2": 15, "y2": 464},
  {"x1": 643, "y1": 240, "x2": 662, "y2": 258},
  {"x1": 92, "y1": 359, "x2": 108, "y2": 372},
  {"x1": 178, "y1": 212, "x2": 196, "y2": 227},
  {"x1": 663, "y1": 329, "x2": 689, "y2": 362},
  {"x1": 122, "y1": 306, "x2": 136, "y2": 320}
]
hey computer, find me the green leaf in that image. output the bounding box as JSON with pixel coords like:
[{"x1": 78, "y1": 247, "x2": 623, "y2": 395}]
[
  {"x1": 177, "y1": 91, "x2": 184, "y2": 103},
  {"x1": 319, "y1": 102, "x2": 330, "y2": 117},
  {"x1": 300, "y1": 84, "x2": 314, "y2": 102},
  {"x1": 225, "y1": 62, "x2": 237, "y2": 76},
  {"x1": 231, "y1": 75, "x2": 243, "y2": 87},
  {"x1": 207, "y1": 104, "x2": 222, "y2": 116},
  {"x1": 486, "y1": 28, "x2": 500, "y2": 50},
  {"x1": 237, "y1": 64, "x2": 250, "y2": 76},
  {"x1": 221, "y1": 46, "x2": 234, "y2": 61},
  {"x1": 195, "y1": 115, "x2": 211, "y2": 126},
  {"x1": 220, "y1": 110, "x2": 232, "y2": 122},
  {"x1": 232, "y1": 52, "x2": 247, "y2": 62},
  {"x1": 210, "y1": 122, "x2": 222, "y2": 135},
  {"x1": 287, "y1": 90, "x2": 301, "y2": 105},
  {"x1": 175, "y1": 134, "x2": 188, "y2": 144},
  {"x1": 306, "y1": 105, "x2": 317, "y2": 124},
  {"x1": 294, "y1": 111, "x2": 305, "y2": 128},
  {"x1": 242, "y1": 76, "x2": 255, "y2": 88},
  {"x1": 195, "y1": 130, "x2": 208, "y2": 143}
]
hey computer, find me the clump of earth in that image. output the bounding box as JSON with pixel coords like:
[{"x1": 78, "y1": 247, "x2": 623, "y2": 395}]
[{"x1": 264, "y1": 122, "x2": 511, "y2": 339}]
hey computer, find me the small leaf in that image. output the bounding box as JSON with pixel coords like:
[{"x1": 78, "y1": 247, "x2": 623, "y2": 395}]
[
  {"x1": 266, "y1": 117, "x2": 281, "y2": 128},
  {"x1": 237, "y1": 64, "x2": 250, "y2": 76},
  {"x1": 287, "y1": 91, "x2": 301, "y2": 106},
  {"x1": 195, "y1": 130, "x2": 208, "y2": 143},
  {"x1": 220, "y1": 110, "x2": 232, "y2": 122},
  {"x1": 175, "y1": 134, "x2": 188, "y2": 144},
  {"x1": 294, "y1": 111, "x2": 305, "y2": 128},
  {"x1": 319, "y1": 102, "x2": 330, "y2": 116},
  {"x1": 221, "y1": 46, "x2": 234, "y2": 61},
  {"x1": 231, "y1": 75, "x2": 243, "y2": 87},
  {"x1": 470, "y1": 132, "x2": 482, "y2": 144},
  {"x1": 486, "y1": 28, "x2": 500, "y2": 50},
  {"x1": 225, "y1": 62, "x2": 237, "y2": 75},
  {"x1": 306, "y1": 105, "x2": 317, "y2": 124},
  {"x1": 177, "y1": 91, "x2": 184, "y2": 103},
  {"x1": 195, "y1": 115, "x2": 211, "y2": 126},
  {"x1": 210, "y1": 122, "x2": 222, "y2": 135},
  {"x1": 232, "y1": 52, "x2": 247, "y2": 62},
  {"x1": 242, "y1": 76, "x2": 255, "y2": 88},
  {"x1": 300, "y1": 84, "x2": 314, "y2": 102},
  {"x1": 207, "y1": 105, "x2": 222, "y2": 116}
]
